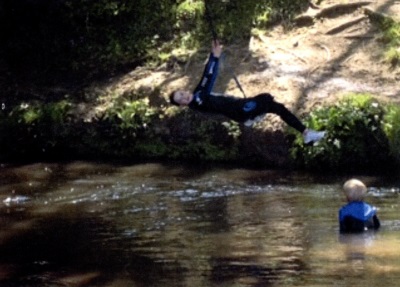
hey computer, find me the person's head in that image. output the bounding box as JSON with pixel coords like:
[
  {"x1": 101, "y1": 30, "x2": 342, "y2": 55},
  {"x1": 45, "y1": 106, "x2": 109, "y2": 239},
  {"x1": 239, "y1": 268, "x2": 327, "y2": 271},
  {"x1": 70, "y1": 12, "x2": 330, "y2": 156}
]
[
  {"x1": 343, "y1": 178, "x2": 367, "y2": 202},
  {"x1": 169, "y1": 90, "x2": 193, "y2": 106}
]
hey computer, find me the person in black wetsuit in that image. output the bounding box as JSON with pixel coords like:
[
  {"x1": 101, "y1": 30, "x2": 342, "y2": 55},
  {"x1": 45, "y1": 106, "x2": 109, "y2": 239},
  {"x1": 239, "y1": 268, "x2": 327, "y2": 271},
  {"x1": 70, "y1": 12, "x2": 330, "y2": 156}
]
[
  {"x1": 169, "y1": 40, "x2": 326, "y2": 144},
  {"x1": 339, "y1": 179, "x2": 380, "y2": 233}
]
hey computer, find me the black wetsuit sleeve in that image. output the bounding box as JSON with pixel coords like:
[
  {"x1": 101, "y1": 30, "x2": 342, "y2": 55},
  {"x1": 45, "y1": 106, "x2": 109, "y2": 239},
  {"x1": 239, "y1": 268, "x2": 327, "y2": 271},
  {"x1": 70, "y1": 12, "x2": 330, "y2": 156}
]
[{"x1": 194, "y1": 53, "x2": 219, "y2": 95}]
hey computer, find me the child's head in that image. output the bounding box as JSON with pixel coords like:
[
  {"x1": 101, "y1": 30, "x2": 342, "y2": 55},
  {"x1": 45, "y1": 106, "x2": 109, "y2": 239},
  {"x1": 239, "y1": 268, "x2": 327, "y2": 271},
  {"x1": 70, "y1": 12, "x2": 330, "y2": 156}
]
[
  {"x1": 343, "y1": 178, "x2": 367, "y2": 202},
  {"x1": 169, "y1": 90, "x2": 193, "y2": 106}
]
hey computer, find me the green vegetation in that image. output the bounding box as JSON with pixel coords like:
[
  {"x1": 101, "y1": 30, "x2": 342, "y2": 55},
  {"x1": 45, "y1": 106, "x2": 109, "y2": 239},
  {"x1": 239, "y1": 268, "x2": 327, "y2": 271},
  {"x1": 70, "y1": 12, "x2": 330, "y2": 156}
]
[
  {"x1": 0, "y1": 90, "x2": 241, "y2": 162},
  {"x1": 290, "y1": 94, "x2": 397, "y2": 172},
  {"x1": 0, "y1": 100, "x2": 73, "y2": 159},
  {"x1": 76, "y1": 92, "x2": 159, "y2": 159},
  {"x1": 367, "y1": 10, "x2": 400, "y2": 66},
  {"x1": 383, "y1": 104, "x2": 400, "y2": 164},
  {"x1": 105, "y1": 96, "x2": 156, "y2": 132},
  {"x1": 1, "y1": 91, "x2": 400, "y2": 171},
  {"x1": 78, "y1": 103, "x2": 241, "y2": 162},
  {"x1": 381, "y1": 20, "x2": 400, "y2": 66}
]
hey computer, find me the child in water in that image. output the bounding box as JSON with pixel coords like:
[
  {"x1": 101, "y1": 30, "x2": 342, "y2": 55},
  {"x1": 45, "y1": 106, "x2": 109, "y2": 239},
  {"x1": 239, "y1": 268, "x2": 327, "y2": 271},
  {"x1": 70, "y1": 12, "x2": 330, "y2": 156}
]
[{"x1": 339, "y1": 179, "x2": 380, "y2": 233}]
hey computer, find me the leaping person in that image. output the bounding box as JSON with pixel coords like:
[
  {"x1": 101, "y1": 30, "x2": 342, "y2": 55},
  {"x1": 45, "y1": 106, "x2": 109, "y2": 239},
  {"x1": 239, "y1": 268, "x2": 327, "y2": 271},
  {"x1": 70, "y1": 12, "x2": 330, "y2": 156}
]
[{"x1": 169, "y1": 40, "x2": 326, "y2": 144}]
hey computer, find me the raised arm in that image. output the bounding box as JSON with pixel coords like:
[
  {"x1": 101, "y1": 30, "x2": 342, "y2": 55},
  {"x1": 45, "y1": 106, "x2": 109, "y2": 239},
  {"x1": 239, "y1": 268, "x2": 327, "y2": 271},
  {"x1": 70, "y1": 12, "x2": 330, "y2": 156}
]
[
  {"x1": 211, "y1": 40, "x2": 222, "y2": 58},
  {"x1": 194, "y1": 40, "x2": 222, "y2": 94}
]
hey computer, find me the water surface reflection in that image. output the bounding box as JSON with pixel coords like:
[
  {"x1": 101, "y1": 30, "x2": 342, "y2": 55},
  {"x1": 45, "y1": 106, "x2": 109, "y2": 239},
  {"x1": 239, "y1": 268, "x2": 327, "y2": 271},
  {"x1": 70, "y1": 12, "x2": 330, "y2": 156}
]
[{"x1": 0, "y1": 162, "x2": 399, "y2": 286}]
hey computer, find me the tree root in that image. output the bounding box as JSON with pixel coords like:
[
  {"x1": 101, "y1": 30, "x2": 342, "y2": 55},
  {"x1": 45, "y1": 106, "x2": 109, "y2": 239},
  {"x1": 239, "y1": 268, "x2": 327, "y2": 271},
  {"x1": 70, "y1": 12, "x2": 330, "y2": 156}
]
[
  {"x1": 363, "y1": 7, "x2": 396, "y2": 25},
  {"x1": 342, "y1": 34, "x2": 375, "y2": 39},
  {"x1": 325, "y1": 16, "x2": 367, "y2": 35},
  {"x1": 294, "y1": 1, "x2": 373, "y2": 27}
]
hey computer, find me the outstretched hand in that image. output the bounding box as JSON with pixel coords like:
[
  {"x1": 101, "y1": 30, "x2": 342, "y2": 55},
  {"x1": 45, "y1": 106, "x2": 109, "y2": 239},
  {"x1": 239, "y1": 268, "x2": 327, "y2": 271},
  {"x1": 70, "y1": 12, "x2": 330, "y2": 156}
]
[{"x1": 212, "y1": 40, "x2": 222, "y2": 58}]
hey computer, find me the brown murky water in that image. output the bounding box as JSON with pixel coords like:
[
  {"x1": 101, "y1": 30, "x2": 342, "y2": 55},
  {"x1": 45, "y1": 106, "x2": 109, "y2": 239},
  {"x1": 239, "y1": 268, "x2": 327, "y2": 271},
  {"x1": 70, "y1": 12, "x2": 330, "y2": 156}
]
[{"x1": 0, "y1": 162, "x2": 399, "y2": 287}]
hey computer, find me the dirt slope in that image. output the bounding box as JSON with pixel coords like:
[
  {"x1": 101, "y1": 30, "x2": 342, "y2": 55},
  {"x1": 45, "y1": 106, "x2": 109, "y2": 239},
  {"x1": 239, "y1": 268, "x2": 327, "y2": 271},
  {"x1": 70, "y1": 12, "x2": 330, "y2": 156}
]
[{"x1": 251, "y1": 0, "x2": 400, "y2": 114}]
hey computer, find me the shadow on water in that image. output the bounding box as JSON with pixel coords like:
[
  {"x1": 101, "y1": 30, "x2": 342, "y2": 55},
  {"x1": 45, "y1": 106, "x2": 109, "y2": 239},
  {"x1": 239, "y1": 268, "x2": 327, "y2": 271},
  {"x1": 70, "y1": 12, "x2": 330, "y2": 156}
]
[
  {"x1": 210, "y1": 256, "x2": 306, "y2": 287},
  {"x1": 0, "y1": 206, "x2": 185, "y2": 287}
]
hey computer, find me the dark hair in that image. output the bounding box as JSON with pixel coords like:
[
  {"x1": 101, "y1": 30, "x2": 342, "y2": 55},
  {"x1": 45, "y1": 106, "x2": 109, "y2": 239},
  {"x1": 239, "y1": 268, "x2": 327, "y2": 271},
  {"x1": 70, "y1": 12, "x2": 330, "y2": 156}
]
[{"x1": 169, "y1": 90, "x2": 180, "y2": 106}]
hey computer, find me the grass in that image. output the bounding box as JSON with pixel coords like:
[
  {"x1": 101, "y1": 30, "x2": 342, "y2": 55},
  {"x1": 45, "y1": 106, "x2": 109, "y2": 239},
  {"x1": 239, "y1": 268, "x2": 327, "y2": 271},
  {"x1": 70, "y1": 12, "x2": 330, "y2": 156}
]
[{"x1": 370, "y1": 12, "x2": 400, "y2": 66}]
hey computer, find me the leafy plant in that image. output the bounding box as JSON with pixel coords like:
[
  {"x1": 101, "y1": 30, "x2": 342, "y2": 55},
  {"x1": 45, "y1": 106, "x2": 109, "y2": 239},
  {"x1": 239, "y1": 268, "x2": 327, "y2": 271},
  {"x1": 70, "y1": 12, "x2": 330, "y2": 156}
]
[
  {"x1": 290, "y1": 94, "x2": 391, "y2": 171},
  {"x1": 383, "y1": 103, "x2": 400, "y2": 164},
  {"x1": 105, "y1": 98, "x2": 156, "y2": 132},
  {"x1": 0, "y1": 100, "x2": 73, "y2": 159},
  {"x1": 74, "y1": 91, "x2": 159, "y2": 159}
]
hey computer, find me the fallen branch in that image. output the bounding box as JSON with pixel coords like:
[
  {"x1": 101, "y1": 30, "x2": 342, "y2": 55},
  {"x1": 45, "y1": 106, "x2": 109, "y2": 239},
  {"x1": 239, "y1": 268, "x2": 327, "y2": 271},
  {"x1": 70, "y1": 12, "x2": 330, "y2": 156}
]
[
  {"x1": 317, "y1": 2, "x2": 372, "y2": 18},
  {"x1": 277, "y1": 47, "x2": 308, "y2": 64},
  {"x1": 325, "y1": 16, "x2": 367, "y2": 35},
  {"x1": 343, "y1": 54, "x2": 356, "y2": 64},
  {"x1": 342, "y1": 34, "x2": 375, "y2": 39}
]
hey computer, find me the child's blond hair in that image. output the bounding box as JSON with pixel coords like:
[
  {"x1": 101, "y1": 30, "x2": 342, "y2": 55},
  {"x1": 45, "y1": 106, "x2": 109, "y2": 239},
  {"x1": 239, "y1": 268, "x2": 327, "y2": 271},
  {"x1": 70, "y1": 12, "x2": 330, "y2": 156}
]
[{"x1": 343, "y1": 178, "x2": 367, "y2": 201}]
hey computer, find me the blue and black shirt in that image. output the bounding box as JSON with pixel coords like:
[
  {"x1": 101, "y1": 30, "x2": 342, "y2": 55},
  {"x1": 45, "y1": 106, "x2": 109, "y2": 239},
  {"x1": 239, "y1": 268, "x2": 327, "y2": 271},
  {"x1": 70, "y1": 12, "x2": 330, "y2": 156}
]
[{"x1": 339, "y1": 201, "x2": 380, "y2": 233}]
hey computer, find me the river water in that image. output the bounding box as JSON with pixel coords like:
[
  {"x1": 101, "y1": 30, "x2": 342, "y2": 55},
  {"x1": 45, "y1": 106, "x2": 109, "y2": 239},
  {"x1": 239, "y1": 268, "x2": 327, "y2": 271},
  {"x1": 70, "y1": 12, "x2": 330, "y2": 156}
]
[{"x1": 0, "y1": 162, "x2": 399, "y2": 287}]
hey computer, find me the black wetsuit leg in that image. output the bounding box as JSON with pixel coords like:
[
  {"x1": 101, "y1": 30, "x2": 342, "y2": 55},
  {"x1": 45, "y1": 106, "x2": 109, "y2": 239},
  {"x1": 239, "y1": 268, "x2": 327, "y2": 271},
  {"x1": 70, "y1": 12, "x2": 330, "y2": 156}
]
[
  {"x1": 250, "y1": 93, "x2": 306, "y2": 133},
  {"x1": 267, "y1": 100, "x2": 306, "y2": 133}
]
